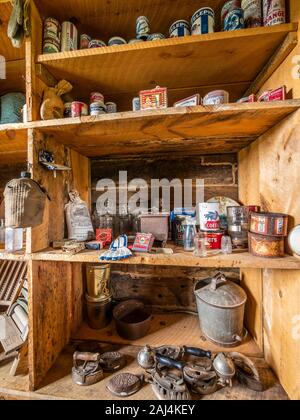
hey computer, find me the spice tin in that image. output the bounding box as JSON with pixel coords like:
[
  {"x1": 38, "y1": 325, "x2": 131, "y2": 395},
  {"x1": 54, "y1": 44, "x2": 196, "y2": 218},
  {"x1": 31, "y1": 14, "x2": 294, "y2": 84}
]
[
  {"x1": 224, "y1": 8, "x2": 245, "y2": 31},
  {"x1": 90, "y1": 102, "x2": 107, "y2": 116},
  {"x1": 258, "y1": 86, "x2": 286, "y2": 102},
  {"x1": 249, "y1": 232, "x2": 285, "y2": 258},
  {"x1": 169, "y1": 20, "x2": 191, "y2": 38},
  {"x1": 202, "y1": 230, "x2": 224, "y2": 250},
  {"x1": 71, "y1": 101, "x2": 89, "y2": 118},
  {"x1": 64, "y1": 102, "x2": 72, "y2": 118},
  {"x1": 132, "y1": 233, "x2": 155, "y2": 252},
  {"x1": 221, "y1": 1, "x2": 241, "y2": 26},
  {"x1": 174, "y1": 94, "x2": 200, "y2": 108},
  {"x1": 203, "y1": 90, "x2": 229, "y2": 105},
  {"x1": 132, "y1": 97, "x2": 140, "y2": 111},
  {"x1": 106, "y1": 102, "x2": 117, "y2": 113},
  {"x1": 89, "y1": 39, "x2": 106, "y2": 48},
  {"x1": 80, "y1": 34, "x2": 92, "y2": 49},
  {"x1": 136, "y1": 16, "x2": 150, "y2": 40},
  {"x1": 242, "y1": 0, "x2": 263, "y2": 28},
  {"x1": 140, "y1": 86, "x2": 168, "y2": 110},
  {"x1": 250, "y1": 212, "x2": 288, "y2": 237},
  {"x1": 191, "y1": 8, "x2": 215, "y2": 35},
  {"x1": 61, "y1": 21, "x2": 78, "y2": 52},
  {"x1": 43, "y1": 39, "x2": 60, "y2": 54},
  {"x1": 198, "y1": 202, "x2": 220, "y2": 231},
  {"x1": 263, "y1": 0, "x2": 286, "y2": 26},
  {"x1": 147, "y1": 33, "x2": 166, "y2": 41},
  {"x1": 108, "y1": 37, "x2": 127, "y2": 46},
  {"x1": 44, "y1": 17, "x2": 61, "y2": 42},
  {"x1": 90, "y1": 92, "x2": 104, "y2": 104}
]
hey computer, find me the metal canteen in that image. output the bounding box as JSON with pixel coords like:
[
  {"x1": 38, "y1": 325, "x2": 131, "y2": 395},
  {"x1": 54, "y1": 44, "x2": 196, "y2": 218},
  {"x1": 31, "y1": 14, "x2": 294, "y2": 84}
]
[{"x1": 213, "y1": 353, "x2": 236, "y2": 386}]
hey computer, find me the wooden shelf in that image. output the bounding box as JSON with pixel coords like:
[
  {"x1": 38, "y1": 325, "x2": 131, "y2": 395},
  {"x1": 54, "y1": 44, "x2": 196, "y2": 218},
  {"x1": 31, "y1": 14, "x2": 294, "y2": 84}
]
[
  {"x1": 0, "y1": 123, "x2": 27, "y2": 164},
  {"x1": 24, "y1": 101, "x2": 300, "y2": 157},
  {"x1": 32, "y1": 245, "x2": 300, "y2": 269},
  {"x1": 0, "y1": 3, "x2": 24, "y2": 62},
  {"x1": 0, "y1": 251, "x2": 28, "y2": 261},
  {"x1": 37, "y1": 24, "x2": 298, "y2": 102},
  {"x1": 0, "y1": 59, "x2": 26, "y2": 96}
]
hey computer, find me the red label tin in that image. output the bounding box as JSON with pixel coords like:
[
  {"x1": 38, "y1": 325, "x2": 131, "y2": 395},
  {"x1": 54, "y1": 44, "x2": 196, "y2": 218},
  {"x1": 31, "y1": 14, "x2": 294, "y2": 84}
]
[
  {"x1": 71, "y1": 101, "x2": 88, "y2": 117},
  {"x1": 90, "y1": 92, "x2": 105, "y2": 103},
  {"x1": 250, "y1": 213, "x2": 288, "y2": 237},
  {"x1": 96, "y1": 229, "x2": 113, "y2": 245},
  {"x1": 263, "y1": 0, "x2": 286, "y2": 26},
  {"x1": 203, "y1": 231, "x2": 224, "y2": 250}
]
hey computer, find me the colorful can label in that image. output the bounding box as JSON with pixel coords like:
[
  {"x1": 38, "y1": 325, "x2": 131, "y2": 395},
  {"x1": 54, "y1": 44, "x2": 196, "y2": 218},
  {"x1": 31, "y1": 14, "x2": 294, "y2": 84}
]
[
  {"x1": 43, "y1": 39, "x2": 60, "y2": 54},
  {"x1": 80, "y1": 34, "x2": 92, "y2": 49},
  {"x1": 148, "y1": 33, "x2": 166, "y2": 41},
  {"x1": 90, "y1": 92, "x2": 104, "y2": 103},
  {"x1": 89, "y1": 39, "x2": 106, "y2": 48},
  {"x1": 203, "y1": 231, "x2": 224, "y2": 250},
  {"x1": 136, "y1": 16, "x2": 150, "y2": 40},
  {"x1": 224, "y1": 8, "x2": 245, "y2": 31},
  {"x1": 191, "y1": 8, "x2": 215, "y2": 35},
  {"x1": 242, "y1": 0, "x2": 263, "y2": 27},
  {"x1": 90, "y1": 102, "x2": 107, "y2": 116},
  {"x1": 221, "y1": 1, "x2": 241, "y2": 26},
  {"x1": 169, "y1": 20, "x2": 191, "y2": 38},
  {"x1": 198, "y1": 202, "x2": 220, "y2": 231},
  {"x1": 61, "y1": 21, "x2": 78, "y2": 52},
  {"x1": 263, "y1": 0, "x2": 286, "y2": 26},
  {"x1": 44, "y1": 18, "x2": 61, "y2": 42},
  {"x1": 71, "y1": 101, "x2": 88, "y2": 118}
]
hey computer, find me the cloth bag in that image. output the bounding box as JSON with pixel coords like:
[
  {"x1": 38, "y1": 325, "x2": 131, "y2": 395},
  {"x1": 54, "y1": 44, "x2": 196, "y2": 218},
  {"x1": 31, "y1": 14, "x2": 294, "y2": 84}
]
[{"x1": 65, "y1": 190, "x2": 95, "y2": 241}]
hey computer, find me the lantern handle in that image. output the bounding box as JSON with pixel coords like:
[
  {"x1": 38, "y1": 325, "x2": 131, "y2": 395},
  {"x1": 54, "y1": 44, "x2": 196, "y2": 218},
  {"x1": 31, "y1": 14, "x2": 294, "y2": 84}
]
[{"x1": 210, "y1": 272, "x2": 227, "y2": 291}]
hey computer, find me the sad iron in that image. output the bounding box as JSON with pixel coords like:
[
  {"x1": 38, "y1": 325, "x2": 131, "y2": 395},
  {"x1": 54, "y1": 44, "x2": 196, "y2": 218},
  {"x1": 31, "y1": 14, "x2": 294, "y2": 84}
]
[
  {"x1": 72, "y1": 352, "x2": 104, "y2": 386},
  {"x1": 147, "y1": 369, "x2": 191, "y2": 401}
]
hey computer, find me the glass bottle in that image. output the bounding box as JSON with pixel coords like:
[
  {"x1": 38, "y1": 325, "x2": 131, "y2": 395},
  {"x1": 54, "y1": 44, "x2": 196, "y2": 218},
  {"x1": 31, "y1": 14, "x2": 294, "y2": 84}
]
[
  {"x1": 182, "y1": 217, "x2": 197, "y2": 251},
  {"x1": 194, "y1": 232, "x2": 207, "y2": 257}
]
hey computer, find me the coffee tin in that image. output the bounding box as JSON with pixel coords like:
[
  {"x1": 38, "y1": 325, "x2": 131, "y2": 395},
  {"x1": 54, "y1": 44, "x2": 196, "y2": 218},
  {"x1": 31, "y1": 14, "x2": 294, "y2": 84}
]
[
  {"x1": 203, "y1": 90, "x2": 229, "y2": 105},
  {"x1": 136, "y1": 16, "x2": 150, "y2": 40},
  {"x1": 147, "y1": 33, "x2": 166, "y2": 41},
  {"x1": 89, "y1": 39, "x2": 106, "y2": 48},
  {"x1": 43, "y1": 38, "x2": 60, "y2": 54},
  {"x1": 71, "y1": 101, "x2": 89, "y2": 118},
  {"x1": 202, "y1": 231, "x2": 224, "y2": 250},
  {"x1": 44, "y1": 17, "x2": 61, "y2": 42},
  {"x1": 61, "y1": 21, "x2": 78, "y2": 52},
  {"x1": 224, "y1": 8, "x2": 245, "y2": 31},
  {"x1": 106, "y1": 102, "x2": 117, "y2": 113},
  {"x1": 198, "y1": 202, "x2": 220, "y2": 231},
  {"x1": 191, "y1": 8, "x2": 215, "y2": 35},
  {"x1": 242, "y1": 0, "x2": 263, "y2": 28},
  {"x1": 90, "y1": 102, "x2": 107, "y2": 116},
  {"x1": 263, "y1": 0, "x2": 286, "y2": 26},
  {"x1": 169, "y1": 20, "x2": 191, "y2": 37},
  {"x1": 250, "y1": 212, "x2": 288, "y2": 237},
  {"x1": 221, "y1": 1, "x2": 241, "y2": 26},
  {"x1": 80, "y1": 34, "x2": 92, "y2": 49},
  {"x1": 132, "y1": 97, "x2": 140, "y2": 111},
  {"x1": 90, "y1": 92, "x2": 104, "y2": 103},
  {"x1": 249, "y1": 232, "x2": 285, "y2": 258},
  {"x1": 108, "y1": 37, "x2": 127, "y2": 46},
  {"x1": 64, "y1": 102, "x2": 72, "y2": 118}
]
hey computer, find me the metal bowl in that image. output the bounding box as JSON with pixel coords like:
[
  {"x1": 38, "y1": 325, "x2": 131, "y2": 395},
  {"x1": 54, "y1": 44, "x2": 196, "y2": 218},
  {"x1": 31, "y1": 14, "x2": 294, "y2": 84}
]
[{"x1": 113, "y1": 299, "x2": 152, "y2": 340}]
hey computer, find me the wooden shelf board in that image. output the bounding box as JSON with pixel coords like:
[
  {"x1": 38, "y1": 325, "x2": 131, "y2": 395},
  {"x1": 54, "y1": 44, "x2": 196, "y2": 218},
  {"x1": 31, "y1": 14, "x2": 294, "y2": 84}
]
[
  {"x1": 0, "y1": 251, "x2": 28, "y2": 262},
  {"x1": 32, "y1": 245, "x2": 300, "y2": 269},
  {"x1": 0, "y1": 3, "x2": 24, "y2": 62},
  {"x1": 0, "y1": 123, "x2": 27, "y2": 164},
  {"x1": 27, "y1": 101, "x2": 300, "y2": 157},
  {"x1": 37, "y1": 24, "x2": 297, "y2": 100}
]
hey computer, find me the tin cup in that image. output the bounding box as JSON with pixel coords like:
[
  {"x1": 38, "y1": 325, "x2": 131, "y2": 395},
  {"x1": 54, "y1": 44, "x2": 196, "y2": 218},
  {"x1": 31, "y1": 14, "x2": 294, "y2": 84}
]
[
  {"x1": 80, "y1": 34, "x2": 92, "y2": 49},
  {"x1": 136, "y1": 16, "x2": 150, "y2": 40},
  {"x1": 61, "y1": 21, "x2": 78, "y2": 52},
  {"x1": 224, "y1": 8, "x2": 245, "y2": 31},
  {"x1": 90, "y1": 102, "x2": 107, "y2": 116},
  {"x1": 108, "y1": 37, "x2": 127, "y2": 46},
  {"x1": 71, "y1": 101, "x2": 89, "y2": 118},
  {"x1": 191, "y1": 8, "x2": 215, "y2": 35},
  {"x1": 89, "y1": 39, "x2": 106, "y2": 48},
  {"x1": 169, "y1": 20, "x2": 191, "y2": 38},
  {"x1": 147, "y1": 33, "x2": 166, "y2": 41},
  {"x1": 106, "y1": 102, "x2": 117, "y2": 113}
]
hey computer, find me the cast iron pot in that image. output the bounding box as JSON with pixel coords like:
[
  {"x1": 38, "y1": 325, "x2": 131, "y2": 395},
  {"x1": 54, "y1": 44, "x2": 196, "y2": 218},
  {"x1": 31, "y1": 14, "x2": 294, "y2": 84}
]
[{"x1": 113, "y1": 299, "x2": 152, "y2": 340}]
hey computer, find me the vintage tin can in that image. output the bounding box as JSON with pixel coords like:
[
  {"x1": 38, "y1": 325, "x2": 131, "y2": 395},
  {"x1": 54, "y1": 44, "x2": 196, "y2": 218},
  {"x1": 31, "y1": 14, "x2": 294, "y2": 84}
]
[
  {"x1": 90, "y1": 92, "x2": 104, "y2": 104},
  {"x1": 106, "y1": 102, "x2": 117, "y2": 113},
  {"x1": 249, "y1": 232, "x2": 285, "y2": 258},
  {"x1": 203, "y1": 90, "x2": 229, "y2": 105},
  {"x1": 198, "y1": 202, "x2": 220, "y2": 231},
  {"x1": 221, "y1": 1, "x2": 241, "y2": 26},
  {"x1": 169, "y1": 20, "x2": 191, "y2": 38},
  {"x1": 191, "y1": 8, "x2": 215, "y2": 35},
  {"x1": 140, "y1": 86, "x2": 168, "y2": 110},
  {"x1": 174, "y1": 215, "x2": 187, "y2": 246},
  {"x1": 242, "y1": 0, "x2": 263, "y2": 28},
  {"x1": 61, "y1": 21, "x2": 78, "y2": 52},
  {"x1": 90, "y1": 102, "x2": 107, "y2": 116},
  {"x1": 89, "y1": 39, "x2": 106, "y2": 48},
  {"x1": 136, "y1": 16, "x2": 150, "y2": 40},
  {"x1": 147, "y1": 33, "x2": 166, "y2": 41},
  {"x1": 263, "y1": 0, "x2": 286, "y2": 26},
  {"x1": 80, "y1": 34, "x2": 92, "y2": 49},
  {"x1": 224, "y1": 8, "x2": 245, "y2": 31},
  {"x1": 202, "y1": 231, "x2": 224, "y2": 250},
  {"x1": 71, "y1": 101, "x2": 89, "y2": 117},
  {"x1": 44, "y1": 17, "x2": 61, "y2": 42},
  {"x1": 132, "y1": 97, "x2": 140, "y2": 111},
  {"x1": 250, "y1": 212, "x2": 288, "y2": 237},
  {"x1": 258, "y1": 86, "x2": 286, "y2": 101},
  {"x1": 108, "y1": 37, "x2": 127, "y2": 46},
  {"x1": 43, "y1": 39, "x2": 60, "y2": 54},
  {"x1": 64, "y1": 102, "x2": 72, "y2": 118}
]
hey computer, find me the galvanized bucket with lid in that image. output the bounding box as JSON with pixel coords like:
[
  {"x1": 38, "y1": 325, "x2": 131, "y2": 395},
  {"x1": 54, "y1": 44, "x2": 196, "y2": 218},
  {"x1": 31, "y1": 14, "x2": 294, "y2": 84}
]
[{"x1": 194, "y1": 272, "x2": 247, "y2": 347}]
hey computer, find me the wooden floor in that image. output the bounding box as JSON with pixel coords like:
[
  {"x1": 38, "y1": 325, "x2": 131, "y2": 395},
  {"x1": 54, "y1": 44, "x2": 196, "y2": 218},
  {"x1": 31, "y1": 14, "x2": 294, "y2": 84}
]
[{"x1": 0, "y1": 344, "x2": 288, "y2": 400}]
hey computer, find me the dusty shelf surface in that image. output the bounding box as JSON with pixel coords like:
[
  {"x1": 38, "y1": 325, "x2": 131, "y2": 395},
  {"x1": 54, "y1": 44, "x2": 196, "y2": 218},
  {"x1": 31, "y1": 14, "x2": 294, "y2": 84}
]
[
  {"x1": 37, "y1": 24, "x2": 298, "y2": 101},
  {"x1": 32, "y1": 245, "x2": 300, "y2": 270}
]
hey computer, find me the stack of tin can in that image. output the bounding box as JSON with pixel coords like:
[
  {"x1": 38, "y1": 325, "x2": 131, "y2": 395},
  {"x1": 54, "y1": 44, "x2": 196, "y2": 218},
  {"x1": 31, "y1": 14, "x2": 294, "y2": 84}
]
[
  {"x1": 43, "y1": 18, "x2": 61, "y2": 54},
  {"x1": 197, "y1": 202, "x2": 224, "y2": 251}
]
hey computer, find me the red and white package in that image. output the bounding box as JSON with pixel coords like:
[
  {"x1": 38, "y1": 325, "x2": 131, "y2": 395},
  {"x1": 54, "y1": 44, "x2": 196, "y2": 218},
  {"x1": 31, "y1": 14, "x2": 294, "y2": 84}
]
[
  {"x1": 132, "y1": 233, "x2": 155, "y2": 253},
  {"x1": 96, "y1": 229, "x2": 113, "y2": 245},
  {"x1": 258, "y1": 86, "x2": 286, "y2": 102}
]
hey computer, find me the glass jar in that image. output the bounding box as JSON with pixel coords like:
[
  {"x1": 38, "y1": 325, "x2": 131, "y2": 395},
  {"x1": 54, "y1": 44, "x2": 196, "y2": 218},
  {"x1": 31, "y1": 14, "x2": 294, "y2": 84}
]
[
  {"x1": 182, "y1": 217, "x2": 197, "y2": 251},
  {"x1": 194, "y1": 232, "x2": 207, "y2": 257}
]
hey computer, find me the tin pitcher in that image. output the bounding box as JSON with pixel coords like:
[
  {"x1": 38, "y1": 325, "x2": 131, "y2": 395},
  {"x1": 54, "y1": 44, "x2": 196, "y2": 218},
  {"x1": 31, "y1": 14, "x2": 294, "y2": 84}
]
[{"x1": 86, "y1": 265, "x2": 111, "y2": 301}]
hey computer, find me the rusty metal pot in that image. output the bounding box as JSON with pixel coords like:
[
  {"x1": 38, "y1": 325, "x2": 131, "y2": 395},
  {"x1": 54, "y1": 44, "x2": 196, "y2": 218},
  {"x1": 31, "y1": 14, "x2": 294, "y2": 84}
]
[
  {"x1": 194, "y1": 273, "x2": 247, "y2": 347},
  {"x1": 113, "y1": 299, "x2": 152, "y2": 340}
]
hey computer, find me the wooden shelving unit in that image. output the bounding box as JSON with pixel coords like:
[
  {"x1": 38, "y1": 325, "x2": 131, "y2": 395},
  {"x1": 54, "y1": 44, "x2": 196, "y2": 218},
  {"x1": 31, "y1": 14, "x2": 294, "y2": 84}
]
[{"x1": 37, "y1": 24, "x2": 298, "y2": 103}]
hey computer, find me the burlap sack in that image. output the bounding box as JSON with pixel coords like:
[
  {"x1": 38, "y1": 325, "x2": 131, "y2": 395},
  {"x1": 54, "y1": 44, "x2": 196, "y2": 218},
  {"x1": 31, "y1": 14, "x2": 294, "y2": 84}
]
[{"x1": 4, "y1": 177, "x2": 47, "y2": 228}]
